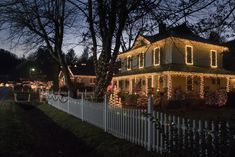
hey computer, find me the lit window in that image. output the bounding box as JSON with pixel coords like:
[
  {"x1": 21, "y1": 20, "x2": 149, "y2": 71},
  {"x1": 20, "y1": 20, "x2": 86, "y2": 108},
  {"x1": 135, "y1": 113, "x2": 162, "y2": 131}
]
[
  {"x1": 185, "y1": 46, "x2": 193, "y2": 65},
  {"x1": 153, "y1": 47, "x2": 160, "y2": 66},
  {"x1": 210, "y1": 50, "x2": 217, "y2": 68},
  {"x1": 186, "y1": 76, "x2": 193, "y2": 91},
  {"x1": 139, "y1": 52, "x2": 145, "y2": 68},
  {"x1": 127, "y1": 55, "x2": 132, "y2": 70}
]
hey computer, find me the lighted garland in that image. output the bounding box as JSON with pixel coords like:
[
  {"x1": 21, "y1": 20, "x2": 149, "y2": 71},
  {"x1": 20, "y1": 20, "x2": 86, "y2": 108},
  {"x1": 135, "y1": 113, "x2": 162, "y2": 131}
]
[{"x1": 59, "y1": 96, "x2": 69, "y2": 103}]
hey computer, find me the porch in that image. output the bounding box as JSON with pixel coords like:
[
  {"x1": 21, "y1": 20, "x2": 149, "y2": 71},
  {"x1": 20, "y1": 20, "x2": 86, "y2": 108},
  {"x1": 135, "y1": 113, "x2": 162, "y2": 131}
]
[{"x1": 112, "y1": 71, "x2": 235, "y2": 102}]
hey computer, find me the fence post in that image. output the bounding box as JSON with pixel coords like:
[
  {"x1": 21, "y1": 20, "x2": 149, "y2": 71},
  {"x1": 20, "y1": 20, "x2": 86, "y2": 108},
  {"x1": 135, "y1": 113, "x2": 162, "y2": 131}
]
[
  {"x1": 104, "y1": 94, "x2": 108, "y2": 132},
  {"x1": 81, "y1": 93, "x2": 84, "y2": 121},
  {"x1": 147, "y1": 96, "x2": 153, "y2": 151}
]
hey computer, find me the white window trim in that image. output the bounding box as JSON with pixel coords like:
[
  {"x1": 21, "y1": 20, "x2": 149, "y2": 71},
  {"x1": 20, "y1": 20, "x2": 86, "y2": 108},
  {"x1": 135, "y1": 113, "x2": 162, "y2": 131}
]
[
  {"x1": 153, "y1": 47, "x2": 160, "y2": 66},
  {"x1": 139, "y1": 52, "x2": 145, "y2": 69},
  {"x1": 127, "y1": 55, "x2": 132, "y2": 71},
  {"x1": 185, "y1": 45, "x2": 193, "y2": 65},
  {"x1": 210, "y1": 50, "x2": 217, "y2": 68}
]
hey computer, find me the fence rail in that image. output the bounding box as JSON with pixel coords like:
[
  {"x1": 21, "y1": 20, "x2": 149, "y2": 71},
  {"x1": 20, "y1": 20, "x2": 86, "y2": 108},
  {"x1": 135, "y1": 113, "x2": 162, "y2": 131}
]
[{"x1": 44, "y1": 92, "x2": 234, "y2": 156}]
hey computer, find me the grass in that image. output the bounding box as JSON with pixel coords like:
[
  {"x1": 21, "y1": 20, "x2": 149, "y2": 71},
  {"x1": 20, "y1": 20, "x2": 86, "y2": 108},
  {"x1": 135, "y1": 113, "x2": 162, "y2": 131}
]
[
  {"x1": 37, "y1": 103, "x2": 158, "y2": 157},
  {"x1": 0, "y1": 100, "x2": 160, "y2": 157}
]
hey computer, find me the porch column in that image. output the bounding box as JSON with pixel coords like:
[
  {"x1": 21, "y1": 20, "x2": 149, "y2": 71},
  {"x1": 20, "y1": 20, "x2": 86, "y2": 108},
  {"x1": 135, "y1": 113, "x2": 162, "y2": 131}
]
[
  {"x1": 157, "y1": 75, "x2": 160, "y2": 91},
  {"x1": 200, "y1": 76, "x2": 204, "y2": 99},
  {"x1": 117, "y1": 79, "x2": 119, "y2": 89},
  {"x1": 151, "y1": 75, "x2": 154, "y2": 88},
  {"x1": 145, "y1": 76, "x2": 148, "y2": 95},
  {"x1": 226, "y1": 77, "x2": 230, "y2": 92},
  {"x1": 167, "y1": 74, "x2": 172, "y2": 100},
  {"x1": 129, "y1": 78, "x2": 133, "y2": 94}
]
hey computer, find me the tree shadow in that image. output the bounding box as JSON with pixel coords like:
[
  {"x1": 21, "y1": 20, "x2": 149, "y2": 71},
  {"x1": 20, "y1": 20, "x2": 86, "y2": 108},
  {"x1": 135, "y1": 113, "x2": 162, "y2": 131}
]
[{"x1": 11, "y1": 103, "x2": 101, "y2": 157}]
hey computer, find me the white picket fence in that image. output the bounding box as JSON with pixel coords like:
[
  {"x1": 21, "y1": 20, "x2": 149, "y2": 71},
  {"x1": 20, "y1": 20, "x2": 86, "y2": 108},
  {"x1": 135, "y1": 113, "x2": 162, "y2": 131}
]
[{"x1": 45, "y1": 93, "x2": 233, "y2": 156}]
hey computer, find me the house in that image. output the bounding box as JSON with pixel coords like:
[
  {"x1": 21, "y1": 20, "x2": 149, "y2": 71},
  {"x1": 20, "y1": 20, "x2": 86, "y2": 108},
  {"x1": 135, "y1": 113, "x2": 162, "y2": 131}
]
[
  {"x1": 112, "y1": 24, "x2": 235, "y2": 101},
  {"x1": 223, "y1": 40, "x2": 235, "y2": 71},
  {"x1": 58, "y1": 63, "x2": 96, "y2": 92}
]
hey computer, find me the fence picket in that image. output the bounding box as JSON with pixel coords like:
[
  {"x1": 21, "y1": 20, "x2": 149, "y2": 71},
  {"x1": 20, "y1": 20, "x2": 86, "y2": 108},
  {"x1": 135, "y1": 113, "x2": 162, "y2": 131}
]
[{"x1": 45, "y1": 93, "x2": 232, "y2": 156}]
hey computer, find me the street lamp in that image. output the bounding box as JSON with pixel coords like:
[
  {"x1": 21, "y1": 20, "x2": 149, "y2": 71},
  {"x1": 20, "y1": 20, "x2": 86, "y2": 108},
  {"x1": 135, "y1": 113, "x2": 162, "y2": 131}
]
[{"x1": 29, "y1": 68, "x2": 36, "y2": 78}]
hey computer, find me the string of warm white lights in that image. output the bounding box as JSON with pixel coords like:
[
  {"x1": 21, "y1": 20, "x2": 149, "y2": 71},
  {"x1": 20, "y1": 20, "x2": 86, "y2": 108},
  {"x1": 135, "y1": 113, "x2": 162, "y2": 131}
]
[
  {"x1": 200, "y1": 76, "x2": 205, "y2": 99},
  {"x1": 167, "y1": 74, "x2": 172, "y2": 100}
]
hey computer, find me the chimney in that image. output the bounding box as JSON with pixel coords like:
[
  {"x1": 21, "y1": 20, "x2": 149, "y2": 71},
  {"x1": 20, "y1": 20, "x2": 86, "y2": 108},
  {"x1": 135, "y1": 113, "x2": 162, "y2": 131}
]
[{"x1": 159, "y1": 22, "x2": 166, "y2": 34}]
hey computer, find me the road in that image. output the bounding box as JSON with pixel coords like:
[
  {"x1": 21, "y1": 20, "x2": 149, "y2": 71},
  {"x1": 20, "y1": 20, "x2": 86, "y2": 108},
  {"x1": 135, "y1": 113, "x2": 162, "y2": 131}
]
[{"x1": 0, "y1": 87, "x2": 10, "y2": 101}]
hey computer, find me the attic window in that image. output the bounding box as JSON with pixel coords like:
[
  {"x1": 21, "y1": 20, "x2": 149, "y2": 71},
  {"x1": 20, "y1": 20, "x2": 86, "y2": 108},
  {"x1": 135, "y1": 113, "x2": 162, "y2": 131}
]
[
  {"x1": 127, "y1": 55, "x2": 132, "y2": 70},
  {"x1": 153, "y1": 47, "x2": 160, "y2": 66},
  {"x1": 210, "y1": 50, "x2": 217, "y2": 68},
  {"x1": 185, "y1": 45, "x2": 193, "y2": 65},
  {"x1": 139, "y1": 52, "x2": 145, "y2": 68}
]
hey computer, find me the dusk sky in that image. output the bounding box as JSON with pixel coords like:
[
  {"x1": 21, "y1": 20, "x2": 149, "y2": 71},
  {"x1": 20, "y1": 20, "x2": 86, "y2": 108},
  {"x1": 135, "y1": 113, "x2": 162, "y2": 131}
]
[{"x1": 0, "y1": 29, "x2": 84, "y2": 58}]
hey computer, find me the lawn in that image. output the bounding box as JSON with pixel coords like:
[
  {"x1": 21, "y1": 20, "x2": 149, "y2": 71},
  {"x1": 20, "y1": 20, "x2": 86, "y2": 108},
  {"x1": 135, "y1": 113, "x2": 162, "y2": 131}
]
[{"x1": 0, "y1": 100, "x2": 159, "y2": 157}]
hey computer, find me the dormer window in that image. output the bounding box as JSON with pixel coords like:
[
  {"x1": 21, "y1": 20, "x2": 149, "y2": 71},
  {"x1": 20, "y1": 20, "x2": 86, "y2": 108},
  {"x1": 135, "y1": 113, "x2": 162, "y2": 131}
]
[
  {"x1": 139, "y1": 52, "x2": 145, "y2": 68},
  {"x1": 210, "y1": 50, "x2": 217, "y2": 68},
  {"x1": 127, "y1": 55, "x2": 132, "y2": 70},
  {"x1": 185, "y1": 45, "x2": 193, "y2": 65},
  {"x1": 153, "y1": 47, "x2": 160, "y2": 66}
]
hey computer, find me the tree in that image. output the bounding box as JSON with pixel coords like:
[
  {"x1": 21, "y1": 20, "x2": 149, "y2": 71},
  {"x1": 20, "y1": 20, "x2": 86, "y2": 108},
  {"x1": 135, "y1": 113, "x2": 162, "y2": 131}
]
[
  {"x1": 0, "y1": 49, "x2": 21, "y2": 80},
  {"x1": 28, "y1": 47, "x2": 60, "y2": 90},
  {"x1": 0, "y1": 0, "x2": 78, "y2": 97},
  {"x1": 79, "y1": 0, "x2": 164, "y2": 97},
  {"x1": 66, "y1": 49, "x2": 78, "y2": 65},
  {"x1": 70, "y1": 0, "x2": 224, "y2": 97},
  {"x1": 78, "y1": 46, "x2": 89, "y2": 63}
]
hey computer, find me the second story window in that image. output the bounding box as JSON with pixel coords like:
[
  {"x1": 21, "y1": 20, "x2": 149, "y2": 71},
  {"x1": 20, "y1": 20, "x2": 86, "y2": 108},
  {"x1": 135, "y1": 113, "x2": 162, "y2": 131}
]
[
  {"x1": 185, "y1": 45, "x2": 193, "y2": 65},
  {"x1": 127, "y1": 55, "x2": 132, "y2": 70},
  {"x1": 210, "y1": 50, "x2": 217, "y2": 68},
  {"x1": 153, "y1": 47, "x2": 160, "y2": 66},
  {"x1": 139, "y1": 52, "x2": 145, "y2": 68}
]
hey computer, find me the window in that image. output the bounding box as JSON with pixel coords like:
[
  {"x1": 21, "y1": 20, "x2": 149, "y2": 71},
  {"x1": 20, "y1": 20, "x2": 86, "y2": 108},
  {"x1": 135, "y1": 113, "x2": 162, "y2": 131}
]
[
  {"x1": 127, "y1": 55, "x2": 132, "y2": 70},
  {"x1": 186, "y1": 76, "x2": 193, "y2": 91},
  {"x1": 139, "y1": 52, "x2": 145, "y2": 68},
  {"x1": 210, "y1": 50, "x2": 217, "y2": 68},
  {"x1": 185, "y1": 46, "x2": 193, "y2": 65},
  {"x1": 153, "y1": 47, "x2": 160, "y2": 66}
]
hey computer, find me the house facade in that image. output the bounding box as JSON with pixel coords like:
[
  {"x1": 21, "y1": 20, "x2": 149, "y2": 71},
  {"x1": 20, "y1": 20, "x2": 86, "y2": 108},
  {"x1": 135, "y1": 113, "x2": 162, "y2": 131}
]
[
  {"x1": 59, "y1": 63, "x2": 96, "y2": 92},
  {"x1": 112, "y1": 24, "x2": 235, "y2": 100}
]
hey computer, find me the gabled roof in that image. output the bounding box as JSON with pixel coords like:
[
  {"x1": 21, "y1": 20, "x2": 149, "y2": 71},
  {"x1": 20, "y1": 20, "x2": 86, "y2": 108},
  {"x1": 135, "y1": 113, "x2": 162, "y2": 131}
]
[
  {"x1": 224, "y1": 39, "x2": 235, "y2": 52},
  {"x1": 120, "y1": 23, "x2": 225, "y2": 55},
  {"x1": 143, "y1": 23, "x2": 224, "y2": 46},
  {"x1": 69, "y1": 64, "x2": 95, "y2": 76}
]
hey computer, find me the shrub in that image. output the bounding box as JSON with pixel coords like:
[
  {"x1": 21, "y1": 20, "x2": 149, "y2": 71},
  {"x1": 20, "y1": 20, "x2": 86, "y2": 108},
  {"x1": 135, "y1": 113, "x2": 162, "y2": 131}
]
[{"x1": 226, "y1": 92, "x2": 235, "y2": 107}]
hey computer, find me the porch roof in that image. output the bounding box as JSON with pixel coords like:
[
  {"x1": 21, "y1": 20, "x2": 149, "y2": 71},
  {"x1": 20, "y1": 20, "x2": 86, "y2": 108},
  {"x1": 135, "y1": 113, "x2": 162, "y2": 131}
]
[{"x1": 114, "y1": 64, "x2": 235, "y2": 77}]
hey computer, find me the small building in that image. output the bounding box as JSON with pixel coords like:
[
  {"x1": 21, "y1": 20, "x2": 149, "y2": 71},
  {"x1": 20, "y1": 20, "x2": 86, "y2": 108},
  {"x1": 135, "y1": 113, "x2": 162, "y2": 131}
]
[
  {"x1": 58, "y1": 63, "x2": 96, "y2": 92},
  {"x1": 112, "y1": 24, "x2": 235, "y2": 101}
]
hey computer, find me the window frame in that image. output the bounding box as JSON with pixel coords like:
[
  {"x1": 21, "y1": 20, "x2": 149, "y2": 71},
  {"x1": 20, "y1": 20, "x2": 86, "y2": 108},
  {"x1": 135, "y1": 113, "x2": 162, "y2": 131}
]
[
  {"x1": 210, "y1": 50, "x2": 217, "y2": 68},
  {"x1": 153, "y1": 47, "x2": 160, "y2": 66},
  {"x1": 185, "y1": 45, "x2": 193, "y2": 65},
  {"x1": 126, "y1": 55, "x2": 132, "y2": 70},
  {"x1": 139, "y1": 52, "x2": 145, "y2": 69}
]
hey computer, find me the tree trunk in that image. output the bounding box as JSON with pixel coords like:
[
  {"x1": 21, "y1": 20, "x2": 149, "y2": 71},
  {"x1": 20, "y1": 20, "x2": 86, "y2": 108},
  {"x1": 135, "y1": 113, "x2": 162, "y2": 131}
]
[
  {"x1": 94, "y1": 54, "x2": 114, "y2": 98},
  {"x1": 61, "y1": 66, "x2": 77, "y2": 98}
]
